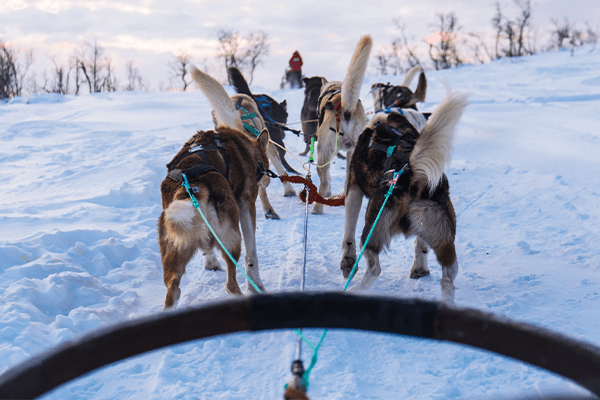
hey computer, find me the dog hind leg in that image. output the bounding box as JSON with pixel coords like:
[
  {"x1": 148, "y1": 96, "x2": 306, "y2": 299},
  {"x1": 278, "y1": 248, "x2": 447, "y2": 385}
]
[
  {"x1": 201, "y1": 198, "x2": 244, "y2": 295},
  {"x1": 349, "y1": 203, "x2": 394, "y2": 291},
  {"x1": 349, "y1": 248, "x2": 382, "y2": 291},
  {"x1": 220, "y1": 239, "x2": 243, "y2": 295},
  {"x1": 408, "y1": 200, "x2": 458, "y2": 305},
  {"x1": 202, "y1": 248, "x2": 221, "y2": 271},
  {"x1": 312, "y1": 163, "x2": 331, "y2": 215},
  {"x1": 410, "y1": 237, "x2": 431, "y2": 278},
  {"x1": 161, "y1": 242, "x2": 195, "y2": 309},
  {"x1": 238, "y1": 200, "x2": 266, "y2": 293},
  {"x1": 257, "y1": 175, "x2": 280, "y2": 219},
  {"x1": 436, "y1": 241, "x2": 458, "y2": 306},
  {"x1": 340, "y1": 185, "x2": 364, "y2": 278},
  {"x1": 267, "y1": 144, "x2": 296, "y2": 197}
]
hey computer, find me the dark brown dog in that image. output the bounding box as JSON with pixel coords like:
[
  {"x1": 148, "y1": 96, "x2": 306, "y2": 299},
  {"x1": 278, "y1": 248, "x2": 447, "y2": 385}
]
[
  {"x1": 299, "y1": 76, "x2": 327, "y2": 156},
  {"x1": 371, "y1": 66, "x2": 427, "y2": 111},
  {"x1": 227, "y1": 66, "x2": 299, "y2": 175},
  {"x1": 340, "y1": 90, "x2": 469, "y2": 305},
  {"x1": 159, "y1": 69, "x2": 272, "y2": 309}
]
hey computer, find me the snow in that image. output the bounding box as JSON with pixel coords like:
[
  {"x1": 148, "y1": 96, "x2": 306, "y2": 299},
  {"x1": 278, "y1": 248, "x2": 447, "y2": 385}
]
[{"x1": 1, "y1": 46, "x2": 600, "y2": 399}]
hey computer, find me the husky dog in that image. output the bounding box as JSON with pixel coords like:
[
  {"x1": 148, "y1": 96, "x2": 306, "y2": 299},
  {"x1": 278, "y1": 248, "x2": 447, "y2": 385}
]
[
  {"x1": 227, "y1": 67, "x2": 300, "y2": 176},
  {"x1": 159, "y1": 69, "x2": 270, "y2": 308},
  {"x1": 299, "y1": 76, "x2": 327, "y2": 156},
  {"x1": 312, "y1": 35, "x2": 373, "y2": 215},
  {"x1": 191, "y1": 69, "x2": 285, "y2": 220},
  {"x1": 371, "y1": 66, "x2": 427, "y2": 112},
  {"x1": 339, "y1": 90, "x2": 469, "y2": 305}
]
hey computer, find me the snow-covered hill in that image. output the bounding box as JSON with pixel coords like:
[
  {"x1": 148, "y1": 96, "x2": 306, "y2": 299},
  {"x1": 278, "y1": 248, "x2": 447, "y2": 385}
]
[{"x1": 1, "y1": 46, "x2": 600, "y2": 399}]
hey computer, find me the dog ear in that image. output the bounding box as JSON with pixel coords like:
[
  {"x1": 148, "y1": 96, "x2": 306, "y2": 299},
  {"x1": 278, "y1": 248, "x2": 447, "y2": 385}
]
[
  {"x1": 257, "y1": 128, "x2": 269, "y2": 151},
  {"x1": 281, "y1": 99, "x2": 287, "y2": 112}
]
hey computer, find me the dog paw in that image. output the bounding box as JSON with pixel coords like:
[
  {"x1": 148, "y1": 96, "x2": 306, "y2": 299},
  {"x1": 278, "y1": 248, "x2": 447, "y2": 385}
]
[
  {"x1": 204, "y1": 261, "x2": 222, "y2": 271},
  {"x1": 311, "y1": 205, "x2": 324, "y2": 215},
  {"x1": 248, "y1": 284, "x2": 266, "y2": 294},
  {"x1": 410, "y1": 268, "x2": 430, "y2": 279},
  {"x1": 340, "y1": 256, "x2": 357, "y2": 279},
  {"x1": 265, "y1": 210, "x2": 280, "y2": 219},
  {"x1": 283, "y1": 190, "x2": 297, "y2": 197},
  {"x1": 226, "y1": 283, "x2": 243, "y2": 295}
]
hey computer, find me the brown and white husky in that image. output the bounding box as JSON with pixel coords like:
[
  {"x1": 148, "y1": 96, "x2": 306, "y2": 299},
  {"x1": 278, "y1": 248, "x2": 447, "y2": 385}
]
[{"x1": 158, "y1": 69, "x2": 270, "y2": 308}]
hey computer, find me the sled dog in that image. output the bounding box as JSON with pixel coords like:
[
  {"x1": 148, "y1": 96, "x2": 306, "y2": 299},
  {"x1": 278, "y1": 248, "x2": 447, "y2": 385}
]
[
  {"x1": 191, "y1": 68, "x2": 284, "y2": 219},
  {"x1": 299, "y1": 76, "x2": 327, "y2": 156},
  {"x1": 159, "y1": 69, "x2": 270, "y2": 308},
  {"x1": 371, "y1": 66, "x2": 427, "y2": 112},
  {"x1": 312, "y1": 34, "x2": 373, "y2": 215},
  {"x1": 228, "y1": 66, "x2": 300, "y2": 177},
  {"x1": 339, "y1": 89, "x2": 469, "y2": 305}
]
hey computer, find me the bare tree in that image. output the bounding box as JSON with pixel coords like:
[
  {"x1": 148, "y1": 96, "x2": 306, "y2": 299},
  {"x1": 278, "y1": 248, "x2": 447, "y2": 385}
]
[
  {"x1": 392, "y1": 20, "x2": 423, "y2": 70},
  {"x1": 551, "y1": 19, "x2": 600, "y2": 55},
  {"x1": 217, "y1": 30, "x2": 270, "y2": 84},
  {"x1": 45, "y1": 55, "x2": 72, "y2": 94},
  {"x1": 427, "y1": 13, "x2": 463, "y2": 70},
  {"x1": 492, "y1": 2, "x2": 504, "y2": 59},
  {"x1": 371, "y1": 19, "x2": 422, "y2": 76},
  {"x1": 124, "y1": 60, "x2": 147, "y2": 91},
  {"x1": 244, "y1": 30, "x2": 269, "y2": 84},
  {"x1": 489, "y1": 1, "x2": 534, "y2": 59},
  {"x1": 217, "y1": 30, "x2": 246, "y2": 80},
  {"x1": 468, "y1": 32, "x2": 494, "y2": 64},
  {"x1": 551, "y1": 18, "x2": 572, "y2": 50},
  {"x1": 169, "y1": 50, "x2": 191, "y2": 91},
  {"x1": 0, "y1": 39, "x2": 34, "y2": 100},
  {"x1": 584, "y1": 22, "x2": 599, "y2": 52},
  {"x1": 373, "y1": 52, "x2": 393, "y2": 76},
  {"x1": 72, "y1": 40, "x2": 116, "y2": 94},
  {"x1": 515, "y1": 0, "x2": 532, "y2": 56},
  {"x1": 102, "y1": 57, "x2": 118, "y2": 92}
]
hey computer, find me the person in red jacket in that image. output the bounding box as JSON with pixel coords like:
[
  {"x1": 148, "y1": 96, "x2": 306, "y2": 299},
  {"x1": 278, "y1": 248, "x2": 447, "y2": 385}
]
[{"x1": 288, "y1": 51, "x2": 303, "y2": 89}]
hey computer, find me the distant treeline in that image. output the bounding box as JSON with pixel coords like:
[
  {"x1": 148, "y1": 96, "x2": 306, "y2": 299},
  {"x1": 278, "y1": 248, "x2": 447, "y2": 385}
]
[
  {"x1": 1, "y1": 1, "x2": 598, "y2": 100},
  {"x1": 373, "y1": 0, "x2": 599, "y2": 75}
]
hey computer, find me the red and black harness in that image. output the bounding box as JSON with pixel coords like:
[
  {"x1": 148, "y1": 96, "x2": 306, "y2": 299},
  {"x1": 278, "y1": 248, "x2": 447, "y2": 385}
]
[{"x1": 316, "y1": 86, "x2": 343, "y2": 133}]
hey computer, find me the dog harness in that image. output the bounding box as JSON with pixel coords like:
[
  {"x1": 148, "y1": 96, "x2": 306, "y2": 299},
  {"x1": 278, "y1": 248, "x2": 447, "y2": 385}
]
[
  {"x1": 372, "y1": 82, "x2": 414, "y2": 110},
  {"x1": 166, "y1": 136, "x2": 231, "y2": 190},
  {"x1": 235, "y1": 97, "x2": 262, "y2": 137},
  {"x1": 371, "y1": 82, "x2": 394, "y2": 110},
  {"x1": 316, "y1": 86, "x2": 342, "y2": 131},
  {"x1": 375, "y1": 107, "x2": 404, "y2": 116},
  {"x1": 167, "y1": 134, "x2": 274, "y2": 189},
  {"x1": 253, "y1": 95, "x2": 301, "y2": 136},
  {"x1": 370, "y1": 121, "x2": 413, "y2": 188}
]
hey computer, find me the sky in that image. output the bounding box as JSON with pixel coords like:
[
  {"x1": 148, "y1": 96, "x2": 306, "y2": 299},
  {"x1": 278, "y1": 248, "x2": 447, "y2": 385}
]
[{"x1": 1, "y1": 0, "x2": 600, "y2": 90}]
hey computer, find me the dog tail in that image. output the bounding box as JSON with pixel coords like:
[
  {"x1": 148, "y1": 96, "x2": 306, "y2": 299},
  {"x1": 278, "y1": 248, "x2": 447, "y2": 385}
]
[
  {"x1": 413, "y1": 71, "x2": 427, "y2": 103},
  {"x1": 227, "y1": 67, "x2": 253, "y2": 97},
  {"x1": 341, "y1": 34, "x2": 373, "y2": 114},
  {"x1": 409, "y1": 88, "x2": 469, "y2": 192},
  {"x1": 191, "y1": 67, "x2": 244, "y2": 131},
  {"x1": 401, "y1": 65, "x2": 421, "y2": 87}
]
